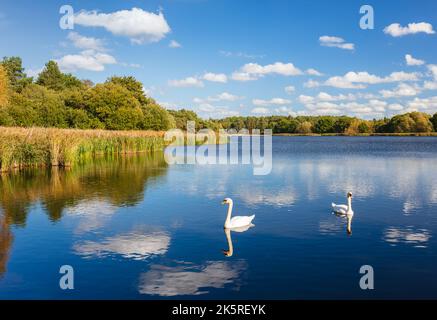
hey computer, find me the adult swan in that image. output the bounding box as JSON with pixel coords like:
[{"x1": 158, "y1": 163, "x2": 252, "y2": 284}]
[
  {"x1": 332, "y1": 192, "x2": 354, "y2": 216},
  {"x1": 222, "y1": 198, "x2": 255, "y2": 229}
]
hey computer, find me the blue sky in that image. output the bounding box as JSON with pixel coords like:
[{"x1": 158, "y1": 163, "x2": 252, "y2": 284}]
[{"x1": 1, "y1": 0, "x2": 437, "y2": 119}]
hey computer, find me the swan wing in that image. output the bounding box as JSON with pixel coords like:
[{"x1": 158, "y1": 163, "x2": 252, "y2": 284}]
[
  {"x1": 332, "y1": 203, "x2": 348, "y2": 214},
  {"x1": 229, "y1": 215, "x2": 255, "y2": 228}
]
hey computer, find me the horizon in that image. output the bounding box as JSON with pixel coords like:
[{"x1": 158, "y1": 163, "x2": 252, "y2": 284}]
[{"x1": 1, "y1": 0, "x2": 437, "y2": 120}]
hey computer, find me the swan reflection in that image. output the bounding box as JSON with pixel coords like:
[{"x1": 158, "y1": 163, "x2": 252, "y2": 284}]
[
  {"x1": 332, "y1": 213, "x2": 354, "y2": 236},
  {"x1": 223, "y1": 224, "x2": 254, "y2": 257}
]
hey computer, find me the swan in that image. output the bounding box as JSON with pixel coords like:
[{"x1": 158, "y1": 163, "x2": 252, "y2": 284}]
[
  {"x1": 222, "y1": 224, "x2": 254, "y2": 257},
  {"x1": 331, "y1": 192, "x2": 354, "y2": 216},
  {"x1": 222, "y1": 198, "x2": 255, "y2": 229}
]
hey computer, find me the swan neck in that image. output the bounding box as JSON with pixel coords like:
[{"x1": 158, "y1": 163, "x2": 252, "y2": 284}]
[
  {"x1": 225, "y1": 202, "x2": 233, "y2": 226},
  {"x1": 347, "y1": 197, "x2": 352, "y2": 212},
  {"x1": 225, "y1": 228, "x2": 233, "y2": 256}
]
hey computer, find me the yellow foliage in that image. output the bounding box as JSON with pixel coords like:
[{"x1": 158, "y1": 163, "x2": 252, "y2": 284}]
[{"x1": 0, "y1": 65, "x2": 9, "y2": 106}]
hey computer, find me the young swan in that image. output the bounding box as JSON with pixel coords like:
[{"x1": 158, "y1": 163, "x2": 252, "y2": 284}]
[
  {"x1": 222, "y1": 198, "x2": 255, "y2": 229},
  {"x1": 331, "y1": 192, "x2": 354, "y2": 216}
]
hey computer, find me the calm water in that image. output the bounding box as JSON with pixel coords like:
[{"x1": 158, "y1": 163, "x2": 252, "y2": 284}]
[{"x1": 1, "y1": 136, "x2": 437, "y2": 299}]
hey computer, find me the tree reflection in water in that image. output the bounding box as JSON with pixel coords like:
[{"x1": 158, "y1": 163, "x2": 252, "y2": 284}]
[{"x1": 0, "y1": 152, "x2": 169, "y2": 276}]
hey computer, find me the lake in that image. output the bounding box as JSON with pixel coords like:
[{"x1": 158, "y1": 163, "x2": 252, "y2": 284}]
[{"x1": 1, "y1": 136, "x2": 437, "y2": 299}]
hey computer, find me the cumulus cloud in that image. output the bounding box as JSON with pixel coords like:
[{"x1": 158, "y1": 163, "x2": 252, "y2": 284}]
[
  {"x1": 405, "y1": 54, "x2": 425, "y2": 66},
  {"x1": 384, "y1": 22, "x2": 435, "y2": 37},
  {"x1": 67, "y1": 32, "x2": 106, "y2": 51},
  {"x1": 232, "y1": 62, "x2": 303, "y2": 81},
  {"x1": 203, "y1": 72, "x2": 228, "y2": 83},
  {"x1": 57, "y1": 50, "x2": 116, "y2": 72},
  {"x1": 306, "y1": 68, "x2": 324, "y2": 76},
  {"x1": 252, "y1": 98, "x2": 291, "y2": 107},
  {"x1": 74, "y1": 8, "x2": 171, "y2": 44},
  {"x1": 380, "y1": 83, "x2": 421, "y2": 98},
  {"x1": 194, "y1": 92, "x2": 243, "y2": 104},
  {"x1": 428, "y1": 65, "x2": 437, "y2": 80},
  {"x1": 251, "y1": 107, "x2": 270, "y2": 114},
  {"x1": 169, "y1": 40, "x2": 182, "y2": 48},
  {"x1": 284, "y1": 86, "x2": 295, "y2": 94},
  {"x1": 319, "y1": 36, "x2": 354, "y2": 50},
  {"x1": 324, "y1": 71, "x2": 419, "y2": 89},
  {"x1": 168, "y1": 77, "x2": 204, "y2": 88},
  {"x1": 303, "y1": 79, "x2": 321, "y2": 88}
]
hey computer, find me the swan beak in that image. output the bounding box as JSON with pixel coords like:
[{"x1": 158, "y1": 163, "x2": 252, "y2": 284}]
[{"x1": 221, "y1": 200, "x2": 226, "y2": 205}]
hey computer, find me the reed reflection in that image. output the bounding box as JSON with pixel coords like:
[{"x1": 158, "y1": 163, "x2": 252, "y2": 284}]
[{"x1": 0, "y1": 153, "x2": 168, "y2": 226}]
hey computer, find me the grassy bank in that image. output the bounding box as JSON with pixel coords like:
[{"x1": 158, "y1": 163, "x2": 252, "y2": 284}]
[
  {"x1": 274, "y1": 132, "x2": 437, "y2": 137},
  {"x1": 0, "y1": 127, "x2": 166, "y2": 172}
]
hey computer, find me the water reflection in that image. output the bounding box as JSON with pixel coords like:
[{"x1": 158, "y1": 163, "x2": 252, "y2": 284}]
[
  {"x1": 0, "y1": 153, "x2": 168, "y2": 226},
  {"x1": 138, "y1": 260, "x2": 247, "y2": 296},
  {"x1": 223, "y1": 225, "x2": 254, "y2": 257},
  {"x1": 0, "y1": 213, "x2": 12, "y2": 278},
  {"x1": 383, "y1": 227, "x2": 432, "y2": 248},
  {"x1": 74, "y1": 229, "x2": 171, "y2": 260}
]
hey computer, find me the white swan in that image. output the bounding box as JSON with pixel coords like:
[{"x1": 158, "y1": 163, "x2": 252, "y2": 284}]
[
  {"x1": 222, "y1": 198, "x2": 255, "y2": 229},
  {"x1": 331, "y1": 192, "x2": 354, "y2": 216},
  {"x1": 223, "y1": 224, "x2": 254, "y2": 257}
]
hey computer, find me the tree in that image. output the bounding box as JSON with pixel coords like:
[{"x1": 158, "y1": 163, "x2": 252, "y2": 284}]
[
  {"x1": 106, "y1": 76, "x2": 152, "y2": 105},
  {"x1": 141, "y1": 104, "x2": 173, "y2": 130},
  {"x1": 295, "y1": 121, "x2": 313, "y2": 134},
  {"x1": 0, "y1": 65, "x2": 9, "y2": 106},
  {"x1": 83, "y1": 82, "x2": 142, "y2": 126},
  {"x1": 36, "y1": 61, "x2": 66, "y2": 91},
  {"x1": 1, "y1": 56, "x2": 32, "y2": 92},
  {"x1": 314, "y1": 117, "x2": 335, "y2": 134},
  {"x1": 431, "y1": 113, "x2": 437, "y2": 132}
]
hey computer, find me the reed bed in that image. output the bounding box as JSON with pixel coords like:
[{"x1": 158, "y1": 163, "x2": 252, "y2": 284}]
[{"x1": 0, "y1": 127, "x2": 166, "y2": 172}]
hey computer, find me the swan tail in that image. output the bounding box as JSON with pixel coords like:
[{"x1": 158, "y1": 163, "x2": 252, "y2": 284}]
[
  {"x1": 249, "y1": 215, "x2": 255, "y2": 222},
  {"x1": 331, "y1": 203, "x2": 336, "y2": 209}
]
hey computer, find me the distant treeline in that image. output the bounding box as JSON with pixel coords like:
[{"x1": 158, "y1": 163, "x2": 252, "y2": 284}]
[{"x1": 1, "y1": 56, "x2": 437, "y2": 134}]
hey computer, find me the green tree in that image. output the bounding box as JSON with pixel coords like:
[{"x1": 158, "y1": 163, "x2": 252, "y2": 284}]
[
  {"x1": 295, "y1": 121, "x2": 313, "y2": 134},
  {"x1": 83, "y1": 82, "x2": 142, "y2": 127},
  {"x1": 106, "y1": 76, "x2": 152, "y2": 105},
  {"x1": 36, "y1": 61, "x2": 65, "y2": 91},
  {"x1": 431, "y1": 113, "x2": 437, "y2": 132},
  {"x1": 314, "y1": 117, "x2": 335, "y2": 134},
  {"x1": 141, "y1": 104, "x2": 173, "y2": 130},
  {"x1": 1, "y1": 56, "x2": 32, "y2": 92}
]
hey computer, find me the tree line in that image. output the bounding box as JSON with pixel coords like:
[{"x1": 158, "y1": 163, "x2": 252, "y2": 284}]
[{"x1": 1, "y1": 56, "x2": 437, "y2": 134}]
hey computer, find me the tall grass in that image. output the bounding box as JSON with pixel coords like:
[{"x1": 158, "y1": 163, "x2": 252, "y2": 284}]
[{"x1": 0, "y1": 127, "x2": 166, "y2": 172}]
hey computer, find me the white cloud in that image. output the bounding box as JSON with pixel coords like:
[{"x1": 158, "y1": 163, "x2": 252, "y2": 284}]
[
  {"x1": 428, "y1": 65, "x2": 437, "y2": 80},
  {"x1": 306, "y1": 68, "x2": 324, "y2": 76},
  {"x1": 319, "y1": 36, "x2": 354, "y2": 50},
  {"x1": 284, "y1": 86, "x2": 295, "y2": 94},
  {"x1": 168, "y1": 77, "x2": 204, "y2": 88},
  {"x1": 194, "y1": 92, "x2": 243, "y2": 104},
  {"x1": 405, "y1": 54, "x2": 425, "y2": 66},
  {"x1": 219, "y1": 50, "x2": 265, "y2": 59},
  {"x1": 388, "y1": 103, "x2": 404, "y2": 111},
  {"x1": 380, "y1": 83, "x2": 421, "y2": 98},
  {"x1": 251, "y1": 107, "x2": 270, "y2": 114},
  {"x1": 303, "y1": 79, "x2": 321, "y2": 88},
  {"x1": 169, "y1": 40, "x2": 181, "y2": 48},
  {"x1": 232, "y1": 62, "x2": 302, "y2": 81},
  {"x1": 253, "y1": 98, "x2": 291, "y2": 107},
  {"x1": 203, "y1": 72, "x2": 228, "y2": 83},
  {"x1": 57, "y1": 50, "x2": 116, "y2": 72},
  {"x1": 67, "y1": 32, "x2": 106, "y2": 51},
  {"x1": 324, "y1": 71, "x2": 419, "y2": 89},
  {"x1": 384, "y1": 22, "x2": 435, "y2": 37},
  {"x1": 74, "y1": 8, "x2": 171, "y2": 44},
  {"x1": 423, "y1": 81, "x2": 437, "y2": 90}
]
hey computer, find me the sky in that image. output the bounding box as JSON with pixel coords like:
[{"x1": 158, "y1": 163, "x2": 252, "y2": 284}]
[{"x1": 1, "y1": 0, "x2": 437, "y2": 119}]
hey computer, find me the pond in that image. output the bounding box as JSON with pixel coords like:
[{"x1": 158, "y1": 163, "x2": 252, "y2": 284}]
[{"x1": 1, "y1": 136, "x2": 437, "y2": 299}]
